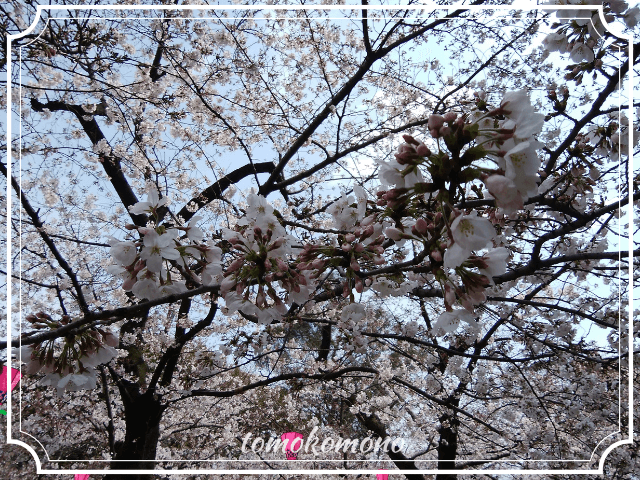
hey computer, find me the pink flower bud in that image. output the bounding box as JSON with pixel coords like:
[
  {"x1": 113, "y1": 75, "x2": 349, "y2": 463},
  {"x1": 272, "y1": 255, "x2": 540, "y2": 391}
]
[
  {"x1": 122, "y1": 277, "x2": 137, "y2": 291},
  {"x1": 227, "y1": 257, "x2": 244, "y2": 273},
  {"x1": 311, "y1": 258, "x2": 325, "y2": 269},
  {"x1": 415, "y1": 218, "x2": 429, "y2": 235},
  {"x1": 397, "y1": 143, "x2": 415, "y2": 155},
  {"x1": 428, "y1": 114, "x2": 445, "y2": 131},
  {"x1": 360, "y1": 225, "x2": 374, "y2": 239},
  {"x1": 276, "y1": 258, "x2": 288, "y2": 271},
  {"x1": 385, "y1": 227, "x2": 404, "y2": 241},
  {"x1": 361, "y1": 215, "x2": 376, "y2": 227},
  {"x1": 350, "y1": 258, "x2": 360, "y2": 271},
  {"x1": 439, "y1": 126, "x2": 451, "y2": 137},
  {"x1": 342, "y1": 243, "x2": 352, "y2": 252},
  {"x1": 443, "y1": 112, "x2": 457, "y2": 122},
  {"x1": 269, "y1": 237, "x2": 285, "y2": 250},
  {"x1": 256, "y1": 288, "x2": 266, "y2": 306},
  {"x1": 355, "y1": 277, "x2": 364, "y2": 293},
  {"x1": 402, "y1": 134, "x2": 419, "y2": 145},
  {"x1": 431, "y1": 250, "x2": 442, "y2": 262},
  {"x1": 345, "y1": 233, "x2": 356, "y2": 243},
  {"x1": 416, "y1": 144, "x2": 430, "y2": 156},
  {"x1": 374, "y1": 256, "x2": 385, "y2": 265},
  {"x1": 354, "y1": 243, "x2": 365, "y2": 253}
]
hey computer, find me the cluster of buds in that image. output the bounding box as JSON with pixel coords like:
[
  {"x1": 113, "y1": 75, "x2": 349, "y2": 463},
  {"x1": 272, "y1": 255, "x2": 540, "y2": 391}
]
[
  {"x1": 376, "y1": 188, "x2": 412, "y2": 210},
  {"x1": 547, "y1": 85, "x2": 570, "y2": 113},
  {"x1": 447, "y1": 264, "x2": 491, "y2": 312},
  {"x1": 219, "y1": 225, "x2": 313, "y2": 322},
  {"x1": 394, "y1": 134, "x2": 430, "y2": 164},
  {"x1": 427, "y1": 112, "x2": 458, "y2": 138},
  {"x1": 386, "y1": 211, "x2": 444, "y2": 248},
  {"x1": 567, "y1": 165, "x2": 595, "y2": 195},
  {"x1": 23, "y1": 312, "x2": 118, "y2": 376},
  {"x1": 297, "y1": 220, "x2": 386, "y2": 297},
  {"x1": 442, "y1": 247, "x2": 509, "y2": 315},
  {"x1": 221, "y1": 226, "x2": 293, "y2": 296}
]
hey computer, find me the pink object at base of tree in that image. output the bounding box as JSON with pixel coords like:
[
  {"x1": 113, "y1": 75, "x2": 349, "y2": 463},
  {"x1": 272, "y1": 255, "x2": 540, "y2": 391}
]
[
  {"x1": 0, "y1": 366, "x2": 21, "y2": 403},
  {"x1": 280, "y1": 432, "x2": 303, "y2": 460}
]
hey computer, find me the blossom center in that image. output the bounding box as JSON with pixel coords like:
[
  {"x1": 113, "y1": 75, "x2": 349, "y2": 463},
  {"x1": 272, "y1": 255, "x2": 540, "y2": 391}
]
[{"x1": 458, "y1": 219, "x2": 474, "y2": 238}]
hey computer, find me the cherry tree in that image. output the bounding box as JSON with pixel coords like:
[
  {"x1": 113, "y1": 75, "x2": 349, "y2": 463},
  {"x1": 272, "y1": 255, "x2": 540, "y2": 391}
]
[{"x1": 1, "y1": 1, "x2": 639, "y2": 479}]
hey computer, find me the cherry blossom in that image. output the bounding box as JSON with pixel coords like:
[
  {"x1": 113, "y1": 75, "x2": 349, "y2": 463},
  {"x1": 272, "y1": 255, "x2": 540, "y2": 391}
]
[
  {"x1": 377, "y1": 157, "x2": 425, "y2": 190},
  {"x1": 108, "y1": 238, "x2": 137, "y2": 265},
  {"x1": 478, "y1": 247, "x2": 510, "y2": 284},
  {"x1": 503, "y1": 139, "x2": 544, "y2": 199},
  {"x1": 484, "y1": 175, "x2": 523, "y2": 215},
  {"x1": 40, "y1": 371, "x2": 98, "y2": 397},
  {"x1": 542, "y1": 32, "x2": 569, "y2": 53},
  {"x1": 328, "y1": 186, "x2": 368, "y2": 230},
  {"x1": 500, "y1": 90, "x2": 545, "y2": 139},
  {"x1": 139, "y1": 229, "x2": 181, "y2": 272},
  {"x1": 128, "y1": 188, "x2": 168, "y2": 215},
  {"x1": 184, "y1": 215, "x2": 205, "y2": 242},
  {"x1": 570, "y1": 42, "x2": 595, "y2": 63},
  {"x1": 444, "y1": 214, "x2": 496, "y2": 270},
  {"x1": 432, "y1": 309, "x2": 475, "y2": 335}
]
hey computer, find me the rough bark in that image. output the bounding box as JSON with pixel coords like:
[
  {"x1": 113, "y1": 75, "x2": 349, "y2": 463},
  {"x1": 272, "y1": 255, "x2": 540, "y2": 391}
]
[{"x1": 107, "y1": 375, "x2": 166, "y2": 480}]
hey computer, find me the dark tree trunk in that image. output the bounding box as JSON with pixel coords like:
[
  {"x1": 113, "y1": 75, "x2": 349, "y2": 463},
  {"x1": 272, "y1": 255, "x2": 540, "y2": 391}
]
[
  {"x1": 435, "y1": 409, "x2": 459, "y2": 480},
  {"x1": 356, "y1": 410, "x2": 426, "y2": 480},
  {"x1": 107, "y1": 378, "x2": 166, "y2": 480}
]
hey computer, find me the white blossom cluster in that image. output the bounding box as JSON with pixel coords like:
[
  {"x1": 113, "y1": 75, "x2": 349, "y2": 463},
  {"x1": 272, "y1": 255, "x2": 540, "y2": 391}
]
[
  {"x1": 108, "y1": 188, "x2": 221, "y2": 300},
  {"x1": 19, "y1": 332, "x2": 118, "y2": 397}
]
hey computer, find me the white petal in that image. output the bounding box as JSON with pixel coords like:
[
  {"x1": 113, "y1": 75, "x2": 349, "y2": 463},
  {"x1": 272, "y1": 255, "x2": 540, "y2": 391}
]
[{"x1": 444, "y1": 243, "x2": 470, "y2": 270}]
